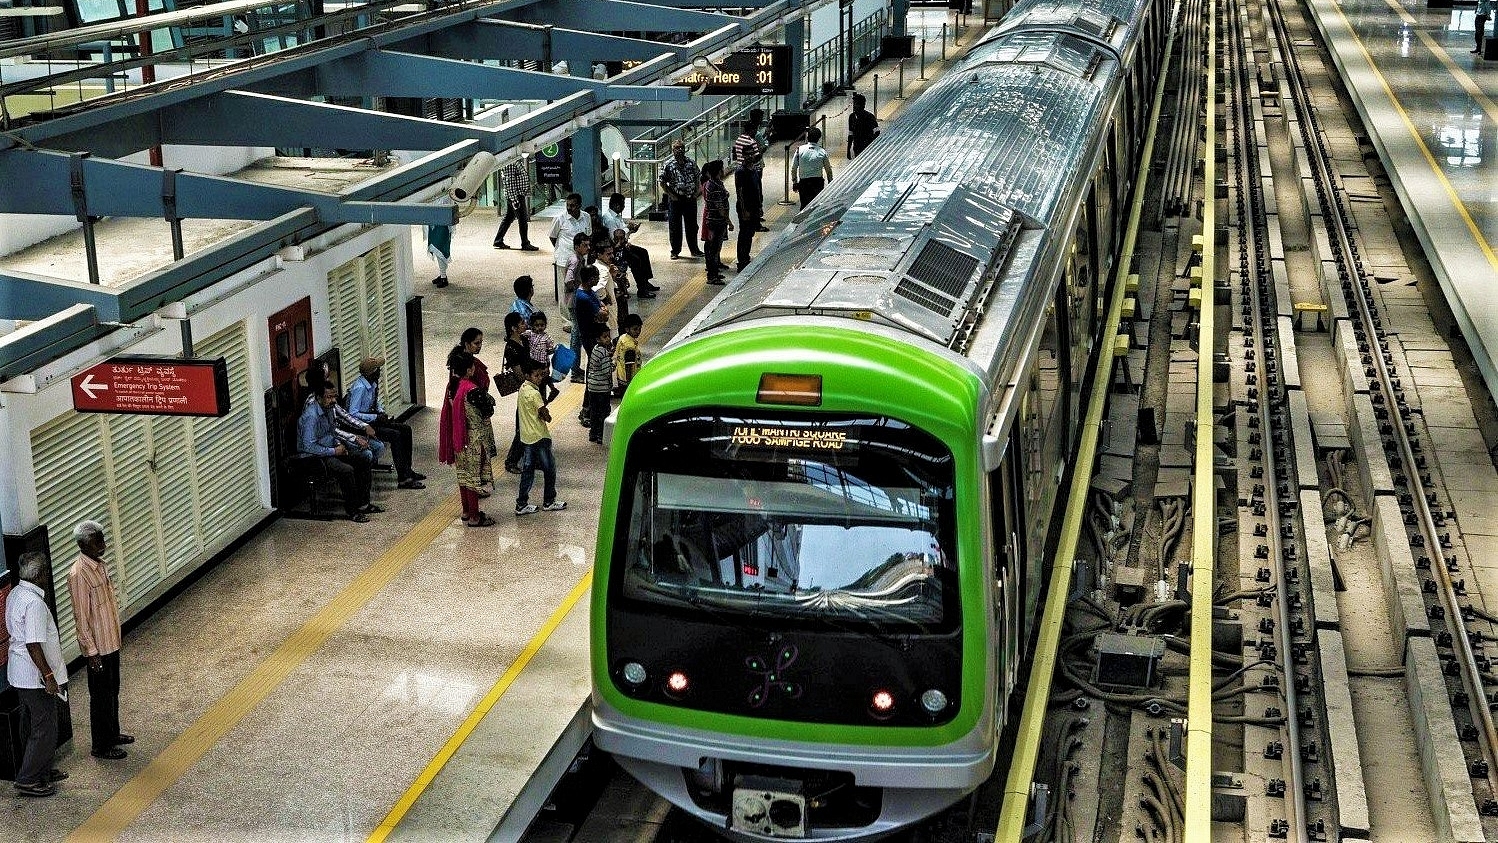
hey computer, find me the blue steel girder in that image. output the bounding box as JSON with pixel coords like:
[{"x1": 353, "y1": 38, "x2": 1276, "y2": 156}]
[
  {"x1": 404, "y1": 19, "x2": 684, "y2": 64},
  {"x1": 0, "y1": 148, "x2": 459, "y2": 227},
  {"x1": 160, "y1": 91, "x2": 502, "y2": 151},
  {"x1": 0, "y1": 270, "x2": 121, "y2": 322},
  {"x1": 506, "y1": 0, "x2": 736, "y2": 32},
  {"x1": 252, "y1": 50, "x2": 690, "y2": 101},
  {"x1": 0, "y1": 305, "x2": 113, "y2": 383}
]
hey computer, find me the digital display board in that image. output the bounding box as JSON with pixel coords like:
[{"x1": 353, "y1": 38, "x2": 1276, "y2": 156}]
[{"x1": 678, "y1": 45, "x2": 793, "y2": 96}]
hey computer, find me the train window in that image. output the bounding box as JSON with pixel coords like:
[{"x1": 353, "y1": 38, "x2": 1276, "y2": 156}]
[
  {"x1": 294, "y1": 321, "x2": 309, "y2": 357},
  {"x1": 614, "y1": 411, "x2": 959, "y2": 632}
]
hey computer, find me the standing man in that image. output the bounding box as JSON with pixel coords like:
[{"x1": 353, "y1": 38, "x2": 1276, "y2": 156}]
[
  {"x1": 658, "y1": 140, "x2": 703, "y2": 260},
  {"x1": 731, "y1": 114, "x2": 768, "y2": 229},
  {"x1": 7, "y1": 552, "x2": 69, "y2": 796},
  {"x1": 345, "y1": 357, "x2": 426, "y2": 490},
  {"x1": 792, "y1": 128, "x2": 834, "y2": 209},
  {"x1": 493, "y1": 159, "x2": 540, "y2": 251},
  {"x1": 847, "y1": 93, "x2": 879, "y2": 159},
  {"x1": 68, "y1": 521, "x2": 132, "y2": 761},
  {"x1": 1476, "y1": 0, "x2": 1493, "y2": 55},
  {"x1": 548, "y1": 193, "x2": 592, "y2": 304}
]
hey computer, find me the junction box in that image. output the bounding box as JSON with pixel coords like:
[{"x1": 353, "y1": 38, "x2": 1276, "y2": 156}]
[{"x1": 1093, "y1": 633, "x2": 1166, "y2": 689}]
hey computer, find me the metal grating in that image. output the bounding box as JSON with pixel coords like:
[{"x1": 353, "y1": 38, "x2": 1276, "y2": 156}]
[
  {"x1": 907, "y1": 240, "x2": 980, "y2": 299},
  {"x1": 894, "y1": 277, "x2": 958, "y2": 315},
  {"x1": 835, "y1": 236, "x2": 902, "y2": 250}
]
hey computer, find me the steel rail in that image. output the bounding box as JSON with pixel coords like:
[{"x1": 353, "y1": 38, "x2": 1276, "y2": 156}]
[
  {"x1": 1181, "y1": 0, "x2": 1217, "y2": 832},
  {"x1": 992, "y1": 3, "x2": 1182, "y2": 835},
  {"x1": 1225, "y1": 1, "x2": 1310, "y2": 837},
  {"x1": 1264, "y1": 0, "x2": 1498, "y2": 808}
]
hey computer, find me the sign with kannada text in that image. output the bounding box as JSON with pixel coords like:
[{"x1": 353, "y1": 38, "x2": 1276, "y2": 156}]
[
  {"x1": 71, "y1": 356, "x2": 231, "y2": 417},
  {"x1": 678, "y1": 45, "x2": 793, "y2": 95}
]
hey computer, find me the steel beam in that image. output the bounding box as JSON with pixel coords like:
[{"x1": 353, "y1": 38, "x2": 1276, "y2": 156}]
[
  {"x1": 160, "y1": 91, "x2": 501, "y2": 151},
  {"x1": 0, "y1": 148, "x2": 458, "y2": 226},
  {"x1": 0, "y1": 305, "x2": 109, "y2": 383},
  {"x1": 506, "y1": 0, "x2": 735, "y2": 32},
  {"x1": 0, "y1": 270, "x2": 121, "y2": 322},
  {"x1": 408, "y1": 19, "x2": 682, "y2": 63},
  {"x1": 321, "y1": 50, "x2": 613, "y2": 99}
]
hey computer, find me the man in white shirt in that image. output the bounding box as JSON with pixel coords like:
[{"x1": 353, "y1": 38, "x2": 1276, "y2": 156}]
[
  {"x1": 549, "y1": 193, "x2": 592, "y2": 303},
  {"x1": 791, "y1": 127, "x2": 834, "y2": 209},
  {"x1": 600, "y1": 192, "x2": 658, "y2": 297},
  {"x1": 6, "y1": 552, "x2": 69, "y2": 797}
]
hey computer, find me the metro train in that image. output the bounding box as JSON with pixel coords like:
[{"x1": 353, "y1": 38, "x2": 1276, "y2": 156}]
[{"x1": 589, "y1": 0, "x2": 1171, "y2": 837}]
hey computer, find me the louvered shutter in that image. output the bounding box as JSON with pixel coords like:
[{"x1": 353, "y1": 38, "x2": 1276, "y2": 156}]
[
  {"x1": 105, "y1": 414, "x2": 165, "y2": 603},
  {"x1": 150, "y1": 414, "x2": 200, "y2": 576},
  {"x1": 190, "y1": 323, "x2": 262, "y2": 550},
  {"x1": 370, "y1": 240, "x2": 410, "y2": 415},
  {"x1": 329, "y1": 239, "x2": 410, "y2": 414},
  {"x1": 328, "y1": 257, "x2": 365, "y2": 384},
  {"x1": 30, "y1": 413, "x2": 110, "y2": 650}
]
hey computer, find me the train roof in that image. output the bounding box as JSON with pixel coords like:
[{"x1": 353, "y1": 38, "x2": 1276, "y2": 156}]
[
  {"x1": 988, "y1": 0, "x2": 1152, "y2": 56},
  {"x1": 685, "y1": 32, "x2": 1119, "y2": 349}
]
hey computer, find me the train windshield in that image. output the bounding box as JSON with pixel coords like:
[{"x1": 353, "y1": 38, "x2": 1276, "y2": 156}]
[{"x1": 615, "y1": 411, "x2": 959, "y2": 632}]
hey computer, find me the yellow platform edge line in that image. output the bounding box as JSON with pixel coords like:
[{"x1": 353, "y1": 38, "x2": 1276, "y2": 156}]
[
  {"x1": 992, "y1": 4, "x2": 1181, "y2": 837},
  {"x1": 1332, "y1": 0, "x2": 1498, "y2": 274},
  {"x1": 368, "y1": 571, "x2": 594, "y2": 842},
  {"x1": 67, "y1": 495, "x2": 463, "y2": 843}
]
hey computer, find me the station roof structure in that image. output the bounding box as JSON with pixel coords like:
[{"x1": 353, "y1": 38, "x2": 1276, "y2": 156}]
[{"x1": 0, "y1": 0, "x2": 800, "y2": 380}]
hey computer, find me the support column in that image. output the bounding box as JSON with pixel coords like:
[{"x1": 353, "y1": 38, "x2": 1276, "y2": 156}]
[
  {"x1": 785, "y1": 15, "x2": 806, "y2": 111},
  {"x1": 572, "y1": 126, "x2": 601, "y2": 207}
]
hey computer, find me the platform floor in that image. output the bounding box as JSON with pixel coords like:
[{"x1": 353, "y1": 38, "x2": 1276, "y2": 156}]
[
  {"x1": 1303, "y1": 0, "x2": 1498, "y2": 403},
  {"x1": 5, "y1": 13, "x2": 970, "y2": 841}
]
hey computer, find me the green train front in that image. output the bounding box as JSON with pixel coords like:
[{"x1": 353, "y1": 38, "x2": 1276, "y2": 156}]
[{"x1": 590, "y1": 325, "x2": 997, "y2": 840}]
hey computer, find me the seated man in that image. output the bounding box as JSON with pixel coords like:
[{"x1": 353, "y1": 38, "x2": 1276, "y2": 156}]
[
  {"x1": 601, "y1": 192, "x2": 658, "y2": 297},
  {"x1": 305, "y1": 361, "x2": 386, "y2": 468},
  {"x1": 298, "y1": 382, "x2": 378, "y2": 522},
  {"x1": 345, "y1": 356, "x2": 425, "y2": 489}
]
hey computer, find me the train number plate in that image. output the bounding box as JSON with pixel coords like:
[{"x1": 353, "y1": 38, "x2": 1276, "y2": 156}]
[{"x1": 731, "y1": 787, "x2": 808, "y2": 837}]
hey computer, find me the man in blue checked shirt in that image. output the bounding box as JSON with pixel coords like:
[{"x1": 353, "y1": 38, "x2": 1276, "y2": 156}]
[
  {"x1": 298, "y1": 381, "x2": 377, "y2": 522},
  {"x1": 345, "y1": 356, "x2": 426, "y2": 490}
]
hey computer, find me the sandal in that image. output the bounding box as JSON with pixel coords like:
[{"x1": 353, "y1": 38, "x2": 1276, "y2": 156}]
[
  {"x1": 476, "y1": 488, "x2": 491, "y2": 498},
  {"x1": 465, "y1": 514, "x2": 497, "y2": 527},
  {"x1": 15, "y1": 782, "x2": 56, "y2": 797}
]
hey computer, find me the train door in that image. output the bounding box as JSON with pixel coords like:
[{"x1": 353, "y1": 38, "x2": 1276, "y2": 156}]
[{"x1": 988, "y1": 439, "x2": 1026, "y2": 722}]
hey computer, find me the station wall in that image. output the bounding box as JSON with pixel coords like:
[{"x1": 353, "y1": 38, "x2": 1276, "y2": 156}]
[{"x1": 0, "y1": 221, "x2": 414, "y2": 662}]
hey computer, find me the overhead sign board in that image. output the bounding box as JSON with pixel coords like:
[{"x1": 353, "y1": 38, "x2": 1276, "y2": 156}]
[
  {"x1": 678, "y1": 45, "x2": 793, "y2": 96},
  {"x1": 71, "y1": 356, "x2": 231, "y2": 417},
  {"x1": 534, "y1": 141, "x2": 571, "y2": 185}
]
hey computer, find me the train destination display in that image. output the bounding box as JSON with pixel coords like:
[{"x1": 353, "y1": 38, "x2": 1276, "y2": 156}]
[{"x1": 677, "y1": 45, "x2": 792, "y2": 95}]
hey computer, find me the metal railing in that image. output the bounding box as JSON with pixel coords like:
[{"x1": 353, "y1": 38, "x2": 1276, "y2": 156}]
[
  {"x1": 616, "y1": 92, "x2": 777, "y2": 214},
  {"x1": 802, "y1": 7, "x2": 888, "y2": 108}
]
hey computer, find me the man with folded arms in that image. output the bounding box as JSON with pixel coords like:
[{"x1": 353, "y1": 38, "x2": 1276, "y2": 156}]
[{"x1": 68, "y1": 520, "x2": 134, "y2": 761}]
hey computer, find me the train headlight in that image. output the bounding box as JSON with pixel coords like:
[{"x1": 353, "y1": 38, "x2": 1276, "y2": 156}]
[
  {"x1": 921, "y1": 689, "x2": 949, "y2": 714},
  {"x1": 666, "y1": 670, "x2": 691, "y2": 697},
  {"x1": 870, "y1": 689, "x2": 896, "y2": 719},
  {"x1": 622, "y1": 661, "x2": 648, "y2": 686}
]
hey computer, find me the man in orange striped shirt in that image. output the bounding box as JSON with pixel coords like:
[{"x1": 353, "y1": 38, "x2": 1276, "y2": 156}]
[{"x1": 66, "y1": 521, "x2": 132, "y2": 760}]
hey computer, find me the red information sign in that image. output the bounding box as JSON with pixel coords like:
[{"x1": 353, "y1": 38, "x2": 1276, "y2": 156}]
[{"x1": 71, "y1": 356, "x2": 231, "y2": 417}]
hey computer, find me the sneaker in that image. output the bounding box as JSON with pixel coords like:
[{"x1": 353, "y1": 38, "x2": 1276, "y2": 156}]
[
  {"x1": 432, "y1": 276, "x2": 449, "y2": 288},
  {"x1": 14, "y1": 782, "x2": 55, "y2": 797},
  {"x1": 542, "y1": 501, "x2": 568, "y2": 511},
  {"x1": 515, "y1": 504, "x2": 539, "y2": 515}
]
